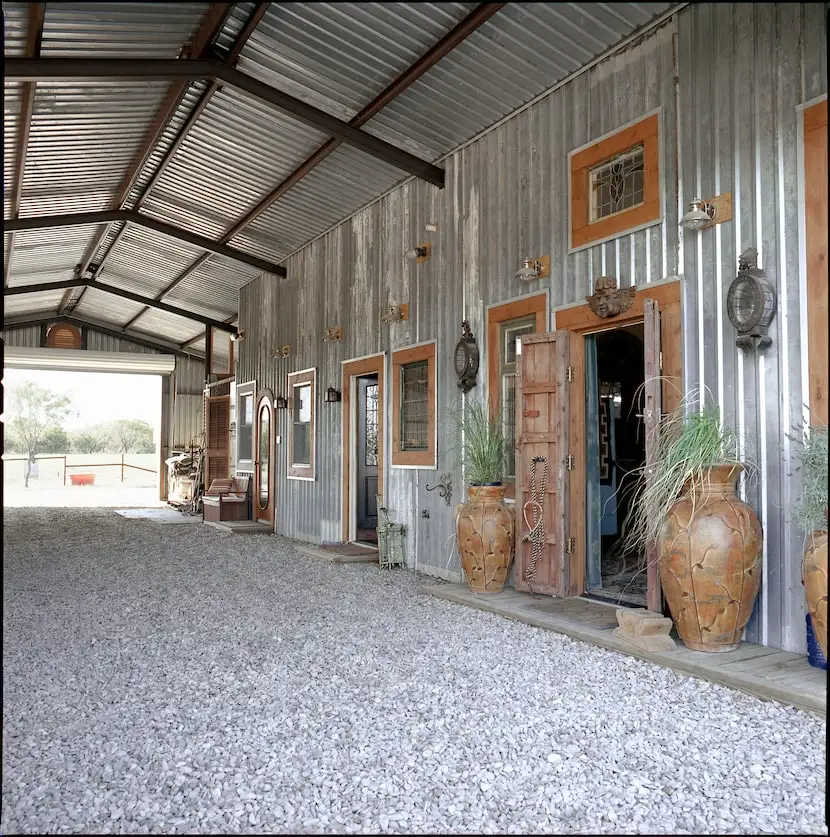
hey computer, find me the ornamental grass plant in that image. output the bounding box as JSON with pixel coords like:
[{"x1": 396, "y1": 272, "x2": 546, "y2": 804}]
[
  {"x1": 793, "y1": 424, "x2": 828, "y2": 534},
  {"x1": 448, "y1": 401, "x2": 507, "y2": 486},
  {"x1": 618, "y1": 385, "x2": 755, "y2": 556}
]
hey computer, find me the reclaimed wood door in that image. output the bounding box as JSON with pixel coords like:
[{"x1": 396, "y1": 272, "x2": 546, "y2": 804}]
[
  {"x1": 643, "y1": 298, "x2": 663, "y2": 612},
  {"x1": 515, "y1": 332, "x2": 574, "y2": 596},
  {"x1": 204, "y1": 395, "x2": 230, "y2": 487}
]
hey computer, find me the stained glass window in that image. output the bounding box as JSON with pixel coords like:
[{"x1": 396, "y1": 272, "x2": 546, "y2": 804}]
[
  {"x1": 400, "y1": 360, "x2": 429, "y2": 451},
  {"x1": 589, "y1": 144, "x2": 645, "y2": 222}
]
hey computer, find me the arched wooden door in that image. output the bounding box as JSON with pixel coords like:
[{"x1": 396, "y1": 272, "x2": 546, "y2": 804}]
[{"x1": 255, "y1": 392, "x2": 275, "y2": 528}]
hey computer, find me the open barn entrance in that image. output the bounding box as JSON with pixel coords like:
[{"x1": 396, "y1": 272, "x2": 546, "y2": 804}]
[{"x1": 2, "y1": 354, "x2": 167, "y2": 509}]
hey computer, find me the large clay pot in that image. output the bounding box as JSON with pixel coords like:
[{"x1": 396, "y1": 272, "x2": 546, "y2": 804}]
[
  {"x1": 658, "y1": 464, "x2": 763, "y2": 652},
  {"x1": 456, "y1": 485, "x2": 515, "y2": 594},
  {"x1": 803, "y1": 530, "x2": 828, "y2": 661}
]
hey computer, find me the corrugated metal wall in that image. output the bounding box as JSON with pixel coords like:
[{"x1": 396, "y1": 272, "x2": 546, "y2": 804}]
[
  {"x1": 0, "y1": 325, "x2": 205, "y2": 455},
  {"x1": 237, "y1": 3, "x2": 825, "y2": 652}
]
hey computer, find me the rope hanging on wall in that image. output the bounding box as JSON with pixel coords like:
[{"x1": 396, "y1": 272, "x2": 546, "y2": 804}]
[{"x1": 522, "y1": 455, "x2": 549, "y2": 589}]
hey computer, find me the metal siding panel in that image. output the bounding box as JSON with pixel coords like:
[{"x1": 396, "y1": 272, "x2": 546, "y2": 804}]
[{"x1": 0, "y1": 325, "x2": 42, "y2": 347}]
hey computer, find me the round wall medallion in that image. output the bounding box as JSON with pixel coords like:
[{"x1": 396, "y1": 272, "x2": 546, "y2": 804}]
[{"x1": 454, "y1": 320, "x2": 479, "y2": 394}]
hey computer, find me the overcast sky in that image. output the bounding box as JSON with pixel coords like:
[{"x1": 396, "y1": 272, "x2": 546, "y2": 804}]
[{"x1": 2, "y1": 369, "x2": 162, "y2": 431}]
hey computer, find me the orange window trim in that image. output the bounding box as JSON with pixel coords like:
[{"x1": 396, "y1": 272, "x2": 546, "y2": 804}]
[
  {"x1": 570, "y1": 113, "x2": 661, "y2": 250},
  {"x1": 287, "y1": 368, "x2": 316, "y2": 479},
  {"x1": 486, "y1": 294, "x2": 547, "y2": 499},
  {"x1": 391, "y1": 342, "x2": 436, "y2": 468}
]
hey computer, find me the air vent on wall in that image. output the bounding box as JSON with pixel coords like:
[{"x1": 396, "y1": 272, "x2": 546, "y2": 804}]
[{"x1": 45, "y1": 322, "x2": 82, "y2": 350}]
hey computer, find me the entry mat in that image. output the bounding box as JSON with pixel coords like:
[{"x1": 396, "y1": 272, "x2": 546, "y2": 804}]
[
  {"x1": 321, "y1": 542, "x2": 379, "y2": 557},
  {"x1": 114, "y1": 507, "x2": 203, "y2": 524},
  {"x1": 528, "y1": 596, "x2": 621, "y2": 630}
]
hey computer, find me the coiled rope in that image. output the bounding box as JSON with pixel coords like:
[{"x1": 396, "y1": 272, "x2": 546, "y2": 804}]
[{"x1": 522, "y1": 455, "x2": 548, "y2": 586}]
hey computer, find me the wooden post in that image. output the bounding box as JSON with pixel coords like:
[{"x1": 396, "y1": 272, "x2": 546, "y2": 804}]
[
  {"x1": 121, "y1": 452, "x2": 125, "y2": 483},
  {"x1": 63, "y1": 455, "x2": 67, "y2": 486}
]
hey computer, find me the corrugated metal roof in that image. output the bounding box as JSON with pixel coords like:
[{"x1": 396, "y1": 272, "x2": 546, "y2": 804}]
[
  {"x1": 71, "y1": 285, "x2": 148, "y2": 324},
  {"x1": 3, "y1": 82, "x2": 22, "y2": 219},
  {"x1": 3, "y1": 288, "x2": 65, "y2": 318},
  {"x1": 235, "y1": 3, "x2": 477, "y2": 122},
  {"x1": 162, "y1": 255, "x2": 260, "y2": 317},
  {"x1": 39, "y1": 2, "x2": 211, "y2": 59},
  {"x1": 4, "y1": 1, "x2": 681, "y2": 335},
  {"x1": 138, "y1": 87, "x2": 330, "y2": 240},
  {"x1": 97, "y1": 223, "x2": 206, "y2": 298},
  {"x1": 128, "y1": 307, "x2": 205, "y2": 345},
  {"x1": 20, "y1": 81, "x2": 171, "y2": 218}
]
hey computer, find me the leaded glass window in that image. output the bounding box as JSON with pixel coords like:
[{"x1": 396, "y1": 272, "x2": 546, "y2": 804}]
[
  {"x1": 589, "y1": 144, "x2": 645, "y2": 222},
  {"x1": 400, "y1": 360, "x2": 429, "y2": 451},
  {"x1": 365, "y1": 384, "x2": 379, "y2": 466}
]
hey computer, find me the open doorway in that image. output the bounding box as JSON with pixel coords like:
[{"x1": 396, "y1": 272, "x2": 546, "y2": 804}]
[
  {"x1": 585, "y1": 323, "x2": 647, "y2": 607},
  {"x1": 2, "y1": 367, "x2": 163, "y2": 508}
]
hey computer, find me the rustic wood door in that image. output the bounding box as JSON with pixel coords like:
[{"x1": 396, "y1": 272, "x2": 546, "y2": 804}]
[
  {"x1": 255, "y1": 393, "x2": 274, "y2": 527},
  {"x1": 643, "y1": 298, "x2": 663, "y2": 612},
  {"x1": 204, "y1": 395, "x2": 230, "y2": 487},
  {"x1": 515, "y1": 332, "x2": 574, "y2": 596}
]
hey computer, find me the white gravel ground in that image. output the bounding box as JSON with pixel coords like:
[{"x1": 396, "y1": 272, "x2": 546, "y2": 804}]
[{"x1": 2, "y1": 507, "x2": 827, "y2": 835}]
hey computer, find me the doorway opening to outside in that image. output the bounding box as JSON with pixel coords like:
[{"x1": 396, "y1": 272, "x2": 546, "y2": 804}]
[{"x1": 585, "y1": 323, "x2": 647, "y2": 608}]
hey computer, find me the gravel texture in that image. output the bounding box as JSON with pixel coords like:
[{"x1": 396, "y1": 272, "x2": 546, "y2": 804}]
[{"x1": 2, "y1": 507, "x2": 827, "y2": 835}]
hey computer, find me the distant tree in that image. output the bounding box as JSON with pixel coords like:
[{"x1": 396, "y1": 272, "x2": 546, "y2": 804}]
[
  {"x1": 72, "y1": 426, "x2": 112, "y2": 454},
  {"x1": 7, "y1": 381, "x2": 72, "y2": 486},
  {"x1": 110, "y1": 419, "x2": 155, "y2": 454},
  {"x1": 39, "y1": 426, "x2": 71, "y2": 454}
]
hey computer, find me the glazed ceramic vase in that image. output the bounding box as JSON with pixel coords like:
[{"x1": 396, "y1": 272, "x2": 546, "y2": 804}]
[
  {"x1": 658, "y1": 464, "x2": 763, "y2": 652},
  {"x1": 803, "y1": 530, "x2": 828, "y2": 660},
  {"x1": 456, "y1": 485, "x2": 515, "y2": 594}
]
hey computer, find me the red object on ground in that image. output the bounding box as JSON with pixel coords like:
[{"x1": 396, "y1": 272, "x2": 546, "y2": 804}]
[{"x1": 70, "y1": 474, "x2": 95, "y2": 486}]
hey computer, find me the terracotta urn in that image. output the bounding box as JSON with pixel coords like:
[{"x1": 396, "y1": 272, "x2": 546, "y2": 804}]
[
  {"x1": 456, "y1": 485, "x2": 515, "y2": 594},
  {"x1": 658, "y1": 464, "x2": 763, "y2": 652},
  {"x1": 803, "y1": 530, "x2": 828, "y2": 660}
]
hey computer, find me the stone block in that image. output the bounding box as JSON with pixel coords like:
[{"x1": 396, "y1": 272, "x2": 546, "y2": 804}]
[{"x1": 614, "y1": 608, "x2": 677, "y2": 652}]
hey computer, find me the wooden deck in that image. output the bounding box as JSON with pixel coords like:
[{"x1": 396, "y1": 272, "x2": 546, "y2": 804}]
[{"x1": 423, "y1": 584, "x2": 827, "y2": 716}]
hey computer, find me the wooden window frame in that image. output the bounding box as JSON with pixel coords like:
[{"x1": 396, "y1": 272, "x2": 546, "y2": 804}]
[
  {"x1": 391, "y1": 340, "x2": 437, "y2": 469},
  {"x1": 235, "y1": 380, "x2": 256, "y2": 473},
  {"x1": 208, "y1": 327, "x2": 234, "y2": 378},
  {"x1": 569, "y1": 110, "x2": 662, "y2": 252},
  {"x1": 487, "y1": 293, "x2": 548, "y2": 499},
  {"x1": 287, "y1": 367, "x2": 316, "y2": 481}
]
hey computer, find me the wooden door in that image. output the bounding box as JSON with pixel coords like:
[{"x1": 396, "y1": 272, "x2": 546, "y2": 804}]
[
  {"x1": 804, "y1": 99, "x2": 828, "y2": 426},
  {"x1": 515, "y1": 332, "x2": 575, "y2": 596},
  {"x1": 204, "y1": 395, "x2": 230, "y2": 487},
  {"x1": 255, "y1": 394, "x2": 274, "y2": 527},
  {"x1": 643, "y1": 298, "x2": 663, "y2": 612}
]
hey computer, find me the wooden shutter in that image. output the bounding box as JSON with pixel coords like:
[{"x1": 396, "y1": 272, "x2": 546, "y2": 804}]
[
  {"x1": 45, "y1": 322, "x2": 81, "y2": 349},
  {"x1": 204, "y1": 395, "x2": 230, "y2": 486},
  {"x1": 643, "y1": 298, "x2": 663, "y2": 612},
  {"x1": 515, "y1": 332, "x2": 572, "y2": 596}
]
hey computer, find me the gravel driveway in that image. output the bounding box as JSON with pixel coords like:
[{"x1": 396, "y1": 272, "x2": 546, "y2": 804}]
[{"x1": 2, "y1": 507, "x2": 826, "y2": 835}]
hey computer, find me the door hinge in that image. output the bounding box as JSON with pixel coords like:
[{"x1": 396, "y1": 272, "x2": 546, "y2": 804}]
[
  {"x1": 566, "y1": 365, "x2": 575, "y2": 383},
  {"x1": 565, "y1": 453, "x2": 575, "y2": 471},
  {"x1": 565, "y1": 537, "x2": 576, "y2": 554}
]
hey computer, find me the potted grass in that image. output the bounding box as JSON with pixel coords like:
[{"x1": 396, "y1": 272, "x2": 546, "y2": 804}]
[
  {"x1": 793, "y1": 425, "x2": 828, "y2": 662},
  {"x1": 452, "y1": 401, "x2": 514, "y2": 594},
  {"x1": 621, "y1": 395, "x2": 763, "y2": 652}
]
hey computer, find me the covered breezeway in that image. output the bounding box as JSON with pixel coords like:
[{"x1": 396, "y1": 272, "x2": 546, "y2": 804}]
[{"x1": 2, "y1": 508, "x2": 825, "y2": 835}]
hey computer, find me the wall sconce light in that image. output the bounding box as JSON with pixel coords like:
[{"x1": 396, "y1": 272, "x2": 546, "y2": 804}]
[
  {"x1": 272, "y1": 344, "x2": 290, "y2": 358},
  {"x1": 276, "y1": 394, "x2": 288, "y2": 409},
  {"x1": 404, "y1": 243, "x2": 430, "y2": 263},
  {"x1": 324, "y1": 386, "x2": 342, "y2": 403},
  {"x1": 680, "y1": 193, "x2": 733, "y2": 230},
  {"x1": 229, "y1": 330, "x2": 244, "y2": 342},
  {"x1": 514, "y1": 255, "x2": 550, "y2": 281},
  {"x1": 381, "y1": 303, "x2": 409, "y2": 324},
  {"x1": 321, "y1": 326, "x2": 342, "y2": 343}
]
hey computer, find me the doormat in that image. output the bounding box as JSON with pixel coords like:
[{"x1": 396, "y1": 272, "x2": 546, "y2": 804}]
[
  {"x1": 114, "y1": 507, "x2": 203, "y2": 524},
  {"x1": 529, "y1": 597, "x2": 620, "y2": 630},
  {"x1": 321, "y1": 542, "x2": 379, "y2": 557}
]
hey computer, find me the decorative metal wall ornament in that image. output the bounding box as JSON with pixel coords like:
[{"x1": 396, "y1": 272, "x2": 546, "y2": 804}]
[
  {"x1": 726, "y1": 247, "x2": 777, "y2": 351},
  {"x1": 454, "y1": 320, "x2": 480, "y2": 393},
  {"x1": 425, "y1": 473, "x2": 453, "y2": 506},
  {"x1": 586, "y1": 276, "x2": 636, "y2": 319}
]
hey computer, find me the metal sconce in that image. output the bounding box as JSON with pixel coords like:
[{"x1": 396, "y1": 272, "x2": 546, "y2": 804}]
[
  {"x1": 272, "y1": 344, "x2": 290, "y2": 358},
  {"x1": 322, "y1": 326, "x2": 342, "y2": 343},
  {"x1": 229, "y1": 329, "x2": 244, "y2": 342},
  {"x1": 381, "y1": 303, "x2": 409, "y2": 324},
  {"x1": 680, "y1": 193, "x2": 733, "y2": 230},
  {"x1": 276, "y1": 395, "x2": 288, "y2": 409},
  {"x1": 514, "y1": 255, "x2": 550, "y2": 281},
  {"x1": 405, "y1": 243, "x2": 430, "y2": 263},
  {"x1": 324, "y1": 386, "x2": 342, "y2": 403}
]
